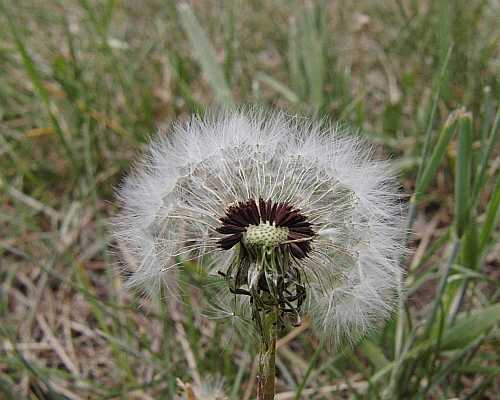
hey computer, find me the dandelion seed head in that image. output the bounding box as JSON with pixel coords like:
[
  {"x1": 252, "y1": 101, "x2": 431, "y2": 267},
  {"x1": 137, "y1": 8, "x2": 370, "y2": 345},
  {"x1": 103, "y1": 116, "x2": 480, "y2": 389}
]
[{"x1": 113, "y1": 108, "x2": 407, "y2": 344}]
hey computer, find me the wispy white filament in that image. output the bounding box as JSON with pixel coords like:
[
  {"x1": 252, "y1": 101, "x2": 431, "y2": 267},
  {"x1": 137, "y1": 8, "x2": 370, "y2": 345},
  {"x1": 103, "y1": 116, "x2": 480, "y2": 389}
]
[
  {"x1": 177, "y1": 375, "x2": 227, "y2": 400},
  {"x1": 113, "y1": 108, "x2": 406, "y2": 343}
]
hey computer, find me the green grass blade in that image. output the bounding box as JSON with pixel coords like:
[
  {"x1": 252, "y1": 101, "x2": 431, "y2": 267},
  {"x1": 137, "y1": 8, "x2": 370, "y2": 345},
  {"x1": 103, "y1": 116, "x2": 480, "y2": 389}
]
[
  {"x1": 256, "y1": 73, "x2": 299, "y2": 103},
  {"x1": 472, "y1": 111, "x2": 499, "y2": 202},
  {"x1": 293, "y1": 339, "x2": 325, "y2": 400},
  {"x1": 414, "y1": 45, "x2": 453, "y2": 189},
  {"x1": 298, "y1": 5, "x2": 325, "y2": 110},
  {"x1": 440, "y1": 303, "x2": 500, "y2": 351},
  {"x1": 479, "y1": 176, "x2": 500, "y2": 251},
  {"x1": 371, "y1": 303, "x2": 500, "y2": 384},
  {"x1": 460, "y1": 220, "x2": 479, "y2": 272},
  {"x1": 0, "y1": 0, "x2": 78, "y2": 170},
  {"x1": 288, "y1": 18, "x2": 306, "y2": 100},
  {"x1": 423, "y1": 238, "x2": 461, "y2": 338},
  {"x1": 479, "y1": 87, "x2": 495, "y2": 146},
  {"x1": 359, "y1": 339, "x2": 390, "y2": 370},
  {"x1": 415, "y1": 110, "x2": 463, "y2": 201},
  {"x1": 229, "y1": 342, "x2": 250, "y2": 399},
  {"x1": 0, "y1": 376, "x2": 18, "y2": 400},
  {"x1": 425, "y1": 337, "x2": 483, "y2": 396},
  {"x1": 454, "y1": 113, "x2": 473, "y2": 238},
  {"x1": 178, "y1": 3, "x2": 233, "y2": 105}
]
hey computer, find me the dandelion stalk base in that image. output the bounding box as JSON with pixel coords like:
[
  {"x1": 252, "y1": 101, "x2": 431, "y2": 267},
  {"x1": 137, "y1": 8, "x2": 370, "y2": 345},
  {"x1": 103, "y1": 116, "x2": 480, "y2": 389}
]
[{"x1": 256, "y1": 306, "x2": 278, "y2": 400}]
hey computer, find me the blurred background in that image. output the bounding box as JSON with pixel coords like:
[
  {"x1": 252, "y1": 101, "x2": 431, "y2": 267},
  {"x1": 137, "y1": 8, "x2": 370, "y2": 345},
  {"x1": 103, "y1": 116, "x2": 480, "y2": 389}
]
[{"x1": 0, "y1": 0, "x2": 498, "y2": 398}]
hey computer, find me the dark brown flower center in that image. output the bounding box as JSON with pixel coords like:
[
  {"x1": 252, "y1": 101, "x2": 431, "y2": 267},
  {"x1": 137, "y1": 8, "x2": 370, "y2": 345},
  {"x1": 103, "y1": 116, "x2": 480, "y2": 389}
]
[{"x1": 216, "y1": 198, "x2": 315, "y2": 258}]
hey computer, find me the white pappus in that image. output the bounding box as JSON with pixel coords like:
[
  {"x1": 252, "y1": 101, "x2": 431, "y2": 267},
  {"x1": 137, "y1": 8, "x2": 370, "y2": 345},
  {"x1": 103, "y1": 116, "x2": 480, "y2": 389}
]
[{"x1": 112, "y1": 108, "x2": 407, "y2": 344}]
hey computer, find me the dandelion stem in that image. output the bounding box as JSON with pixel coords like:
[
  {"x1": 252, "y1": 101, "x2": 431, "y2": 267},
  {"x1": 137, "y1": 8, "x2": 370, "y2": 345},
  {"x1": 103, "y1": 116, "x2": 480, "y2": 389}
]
[{"x1": 256, "y1": 306, "x2": 278, "y2": 400}]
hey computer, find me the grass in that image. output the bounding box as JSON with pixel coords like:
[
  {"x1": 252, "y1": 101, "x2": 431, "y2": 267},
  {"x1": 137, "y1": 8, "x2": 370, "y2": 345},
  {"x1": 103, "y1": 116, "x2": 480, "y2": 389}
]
[{"x1": 0, "y1": 0, "x2": 499, "y2": 398}]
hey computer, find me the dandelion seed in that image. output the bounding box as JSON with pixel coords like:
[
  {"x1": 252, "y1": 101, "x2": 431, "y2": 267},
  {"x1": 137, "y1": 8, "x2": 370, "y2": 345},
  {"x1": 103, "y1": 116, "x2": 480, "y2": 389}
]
[
  {"x1": 177, "y1": 376, "x2": 227, "y2": 400},
  {"x1": 113, "y1": 108, "x2": 406, "y2": 399}
]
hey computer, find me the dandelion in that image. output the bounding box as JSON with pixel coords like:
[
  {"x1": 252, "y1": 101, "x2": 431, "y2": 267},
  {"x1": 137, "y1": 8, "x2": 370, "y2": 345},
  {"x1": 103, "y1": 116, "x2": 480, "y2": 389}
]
[{"x1": 113, "y1": 108, "x2": 406, "y2": 400}]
